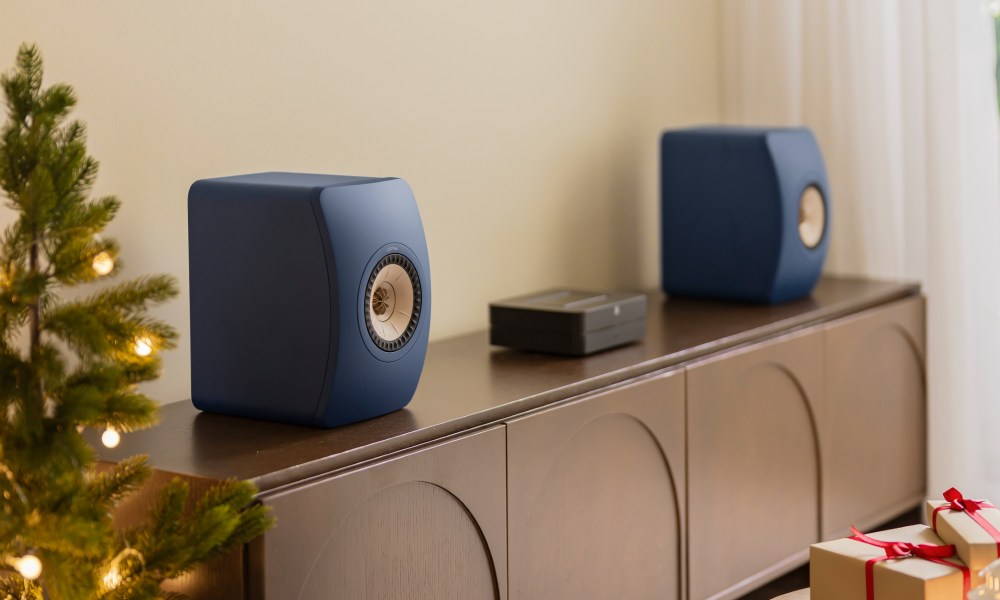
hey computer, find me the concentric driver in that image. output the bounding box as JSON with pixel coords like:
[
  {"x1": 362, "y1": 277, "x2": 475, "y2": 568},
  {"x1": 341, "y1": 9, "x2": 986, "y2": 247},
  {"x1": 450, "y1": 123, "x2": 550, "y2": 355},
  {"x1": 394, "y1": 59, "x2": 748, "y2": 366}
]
[
  {"x1": 798, "y1": 185, "x2": 826, "y2": 249},
  {"x1": 364, "y1": 253, "x2": 421, "y2": 352}
]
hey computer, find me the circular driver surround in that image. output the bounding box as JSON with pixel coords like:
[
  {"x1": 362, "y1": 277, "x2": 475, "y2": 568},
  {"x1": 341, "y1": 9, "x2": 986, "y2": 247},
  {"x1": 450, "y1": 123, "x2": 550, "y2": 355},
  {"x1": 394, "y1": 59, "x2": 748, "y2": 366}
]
[
  {"x1": 798, "y1": 185, "x2": 826, "y2": 249},
  {"x1": 364, "y1": 253, "x2": 421, "y2": 352}
]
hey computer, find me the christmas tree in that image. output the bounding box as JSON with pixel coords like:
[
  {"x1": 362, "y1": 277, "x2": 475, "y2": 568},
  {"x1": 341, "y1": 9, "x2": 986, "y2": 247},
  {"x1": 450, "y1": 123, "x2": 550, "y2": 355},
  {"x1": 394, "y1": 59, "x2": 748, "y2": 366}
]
[{"x1": 0, "y1": 44, "x2": 273, "y2": 599}]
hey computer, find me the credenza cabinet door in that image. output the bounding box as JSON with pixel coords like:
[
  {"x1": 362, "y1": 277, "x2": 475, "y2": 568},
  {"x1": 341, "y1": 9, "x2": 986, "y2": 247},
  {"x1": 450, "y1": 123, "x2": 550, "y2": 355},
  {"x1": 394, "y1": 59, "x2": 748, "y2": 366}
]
[
  {"x1": 506, "y1": 369, "x2": 686, "y2": 600},
  {"x1": 687, "y1": 329, "x2": 824, "y2": 600},
  {"x1": 251, "y1": 426, "x2": 507, "y2": 600},
  {"x1": 822, "y1": 296, "x2": 926, "y2": 538}
]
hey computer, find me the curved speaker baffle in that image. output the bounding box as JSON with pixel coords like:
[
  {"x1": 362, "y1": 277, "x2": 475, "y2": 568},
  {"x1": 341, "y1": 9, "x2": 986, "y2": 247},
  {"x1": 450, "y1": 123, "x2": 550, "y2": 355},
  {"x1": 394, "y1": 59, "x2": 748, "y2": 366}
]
[
  {"x1": 364, "y1": 253, "x2": 422, "y2": 352},
  {"x1": 798, "y1": 185, "x2": 826, "y2": 249}
]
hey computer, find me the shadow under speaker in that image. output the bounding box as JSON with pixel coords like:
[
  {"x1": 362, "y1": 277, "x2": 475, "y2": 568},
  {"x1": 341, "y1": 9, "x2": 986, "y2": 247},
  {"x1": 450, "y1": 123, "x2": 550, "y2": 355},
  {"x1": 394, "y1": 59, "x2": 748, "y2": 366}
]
[
  {"x1": 188, "y1": 172, "x2": 431, "y2": 427},
  {"x1": 660, "y1": 126, "x2": 831, "y2": 304}
]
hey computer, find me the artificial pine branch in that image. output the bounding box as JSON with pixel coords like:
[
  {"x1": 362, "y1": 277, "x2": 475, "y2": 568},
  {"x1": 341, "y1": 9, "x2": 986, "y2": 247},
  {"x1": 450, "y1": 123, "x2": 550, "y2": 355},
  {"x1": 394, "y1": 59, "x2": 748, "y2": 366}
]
[
  {"x1": 0, "y1": 576, "x2": 44, "y2": 600},
  {"x1": 82, "y1": 457, "x2": 151, "y2": 506},
  {"x1": 0, "y1": 43, "x2": 273, "y2": 599}
]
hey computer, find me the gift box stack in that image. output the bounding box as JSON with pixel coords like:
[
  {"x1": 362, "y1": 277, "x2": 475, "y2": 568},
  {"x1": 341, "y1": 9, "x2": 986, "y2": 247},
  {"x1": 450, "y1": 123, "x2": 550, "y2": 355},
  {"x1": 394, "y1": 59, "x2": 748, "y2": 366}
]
[{"x1": 809, "y1": 488, "x2": 1000, "y2": 600}]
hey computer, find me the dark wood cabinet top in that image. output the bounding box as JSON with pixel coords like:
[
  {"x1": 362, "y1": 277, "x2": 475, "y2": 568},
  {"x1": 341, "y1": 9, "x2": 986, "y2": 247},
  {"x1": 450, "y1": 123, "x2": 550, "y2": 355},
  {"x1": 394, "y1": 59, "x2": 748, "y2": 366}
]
[{"x1": 96, "y1": 276, "x2": 919, "y2": 493}]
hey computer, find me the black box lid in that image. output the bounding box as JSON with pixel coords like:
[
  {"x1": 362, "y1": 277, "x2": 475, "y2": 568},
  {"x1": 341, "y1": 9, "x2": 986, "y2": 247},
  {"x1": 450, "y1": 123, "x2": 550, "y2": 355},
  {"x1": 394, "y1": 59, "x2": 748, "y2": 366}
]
[{"x1": 489, "y1": 290, "x2": 647, "y2": 334}]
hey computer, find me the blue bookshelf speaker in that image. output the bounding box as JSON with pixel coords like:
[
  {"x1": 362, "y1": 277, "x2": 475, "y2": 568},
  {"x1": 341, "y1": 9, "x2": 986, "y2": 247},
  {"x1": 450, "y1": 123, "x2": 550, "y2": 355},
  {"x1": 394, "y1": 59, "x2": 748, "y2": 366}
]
[
  {"x1": 188, "y1": 173, "x2": 431, "y2": 427},
  {"x1": 660, "y1": 126, "x2": 830, "y2": 303}
]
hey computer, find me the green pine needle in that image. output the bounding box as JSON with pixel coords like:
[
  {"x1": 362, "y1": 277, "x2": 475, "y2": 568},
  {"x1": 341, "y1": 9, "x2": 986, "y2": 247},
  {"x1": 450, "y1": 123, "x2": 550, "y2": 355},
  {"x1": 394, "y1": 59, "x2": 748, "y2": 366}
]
[
  {"x1": 82, "y1": 457, "x2": 151, "y2": 506},
  {"x1": 0, "y1": 43, "x2": 273, "y2": 600}
]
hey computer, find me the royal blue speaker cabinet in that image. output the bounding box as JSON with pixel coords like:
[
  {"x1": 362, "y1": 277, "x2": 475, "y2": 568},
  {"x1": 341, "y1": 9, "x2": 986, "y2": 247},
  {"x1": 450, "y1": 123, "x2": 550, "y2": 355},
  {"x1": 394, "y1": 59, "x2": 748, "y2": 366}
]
[
  {"x1": 660, "y1": 126, "x2": 830, "y2": 303},
  {"x1": 188, "y1": 172, "x2": 431, "y2": 427}
]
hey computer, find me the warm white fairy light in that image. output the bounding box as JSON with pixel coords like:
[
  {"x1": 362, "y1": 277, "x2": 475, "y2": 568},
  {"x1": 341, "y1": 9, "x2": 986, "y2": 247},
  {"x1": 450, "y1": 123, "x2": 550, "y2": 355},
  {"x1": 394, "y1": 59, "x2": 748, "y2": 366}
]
[
  {"x1": 102, "y1": 547, "x2": 143, "y2": 591},
  {"x1": 132, "y1": 336, "x2": 153, "y2": 357},
  {"x1": 7, "y1": 554, "x2": 42, "y2": 580},
  {"x1": 91, "y1": 251, "x2": 114, "y2": 276},
  {"x1": 101, "y1": 427, "x2": 120, "y2": 449},
  {"x1": 968, "y1": 558, "x2": 1000, "y2": 598},
  {"x1": 102, "y1": 563, "x2": 122, "y2": 589}
]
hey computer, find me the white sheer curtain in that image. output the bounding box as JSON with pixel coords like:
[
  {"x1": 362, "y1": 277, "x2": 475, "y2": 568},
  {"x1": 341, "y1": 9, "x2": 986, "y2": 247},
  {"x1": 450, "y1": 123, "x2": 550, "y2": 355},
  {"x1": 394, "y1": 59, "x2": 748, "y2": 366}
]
[{"x1": 720, "y1": 1, "x2": 1000, "y2": 499}]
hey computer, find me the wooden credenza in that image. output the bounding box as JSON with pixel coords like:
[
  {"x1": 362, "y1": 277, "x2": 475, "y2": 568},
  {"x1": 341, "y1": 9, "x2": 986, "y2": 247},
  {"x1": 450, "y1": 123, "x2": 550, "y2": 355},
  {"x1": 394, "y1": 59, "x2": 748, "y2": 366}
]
[{"x1": 98, "y1": 276, "x2": 926, "y2": 600}]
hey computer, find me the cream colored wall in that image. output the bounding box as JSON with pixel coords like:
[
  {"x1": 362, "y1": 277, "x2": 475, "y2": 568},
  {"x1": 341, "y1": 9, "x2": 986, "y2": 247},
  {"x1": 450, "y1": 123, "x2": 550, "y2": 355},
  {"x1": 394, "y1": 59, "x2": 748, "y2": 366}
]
[{"x1": 0, "y1": 1, "x2": 720, "y2": 403}]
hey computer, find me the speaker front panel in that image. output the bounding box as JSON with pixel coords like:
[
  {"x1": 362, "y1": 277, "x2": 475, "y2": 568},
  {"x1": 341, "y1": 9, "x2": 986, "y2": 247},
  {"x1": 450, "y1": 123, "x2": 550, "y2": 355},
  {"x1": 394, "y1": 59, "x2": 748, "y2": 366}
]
[
  {"x1": 798, "y1": 185, "x2": 826, "y2": 249},
  {"x1": 364, "y1": 253, "x2": 422, "y2": 352}
]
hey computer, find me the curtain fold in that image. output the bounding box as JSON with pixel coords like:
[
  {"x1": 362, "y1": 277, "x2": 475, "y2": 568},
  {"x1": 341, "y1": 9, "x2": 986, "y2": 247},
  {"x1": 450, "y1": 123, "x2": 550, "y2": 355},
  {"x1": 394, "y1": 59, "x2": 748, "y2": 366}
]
[{"x1": 721, "y1": 0, "x2": 1000, "y2": 498}]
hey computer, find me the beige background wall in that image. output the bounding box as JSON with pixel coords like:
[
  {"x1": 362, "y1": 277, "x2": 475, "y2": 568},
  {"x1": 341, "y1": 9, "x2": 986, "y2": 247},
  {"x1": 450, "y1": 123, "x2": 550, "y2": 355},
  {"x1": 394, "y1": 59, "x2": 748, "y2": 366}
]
[{"x1": 0, "y1": 1, "x2": 721, "y2": 403}]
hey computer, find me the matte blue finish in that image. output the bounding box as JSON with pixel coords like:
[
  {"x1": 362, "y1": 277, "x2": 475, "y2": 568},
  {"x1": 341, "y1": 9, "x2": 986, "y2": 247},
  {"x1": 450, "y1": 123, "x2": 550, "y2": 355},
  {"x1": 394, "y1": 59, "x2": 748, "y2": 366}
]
[
  {"x1": 316, "y1": 180, "x2": 431, "y2": 427},
  {"x1": 188, "y1": 172, "x2": 431, "y2": 428},
  {"x1": 660, "y1": 126, "x2": 830, "y2": 303}
]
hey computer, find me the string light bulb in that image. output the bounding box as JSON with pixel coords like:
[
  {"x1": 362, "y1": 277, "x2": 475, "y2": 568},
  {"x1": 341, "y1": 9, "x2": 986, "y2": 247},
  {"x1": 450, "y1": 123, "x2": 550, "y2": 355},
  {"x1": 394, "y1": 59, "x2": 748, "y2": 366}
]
[
  {"x1": 101, "y1": 427, "x2": 120, "y2": 449},
  {"x1": 102, "y1": 564, "x2": 122, "y2": 589},
  {"x1": 101, "y1": 548, "x2": 143, "y2": 591},
  {"x1": 133, "y1": 336, "x2": 153, "y2": 357},
  {"x1": 8, "y1": 554, "x2": 42, "y2": 580},
  {"x1": 969, "y1": 558, "x2": 1000, "y2": 598},
  {"x1": 92, "y1": 251, "x2": 115, "y2": 276}
]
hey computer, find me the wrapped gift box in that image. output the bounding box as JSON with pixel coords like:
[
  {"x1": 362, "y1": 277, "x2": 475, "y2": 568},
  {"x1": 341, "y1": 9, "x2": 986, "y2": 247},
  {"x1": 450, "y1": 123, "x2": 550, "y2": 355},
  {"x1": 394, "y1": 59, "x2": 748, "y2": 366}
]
[
  {"x1": 927, "y1": 488, "x2": 1000, "y2": 587},
  {"x1": 811, "y1": 524, "x2": 969, "y2": 600}
]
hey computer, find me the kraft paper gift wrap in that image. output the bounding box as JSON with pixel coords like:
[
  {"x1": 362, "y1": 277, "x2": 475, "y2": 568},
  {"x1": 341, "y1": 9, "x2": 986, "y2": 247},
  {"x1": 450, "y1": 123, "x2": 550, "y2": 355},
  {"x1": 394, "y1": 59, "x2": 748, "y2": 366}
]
[
  {"x1": 810, "y1": 525, "x2": 969, "y2": 600},
  {"x1": 926, "y1": 488, "x2": 1000, "y2": 586}
]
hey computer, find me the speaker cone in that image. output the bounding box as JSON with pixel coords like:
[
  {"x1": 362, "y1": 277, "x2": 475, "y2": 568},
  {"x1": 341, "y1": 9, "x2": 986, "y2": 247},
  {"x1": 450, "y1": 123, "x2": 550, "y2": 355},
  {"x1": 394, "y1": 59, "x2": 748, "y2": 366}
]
[
  {"x1": 798, "y1": 185, "x2": 826, "y2": 249},
  {"x1": 364, "y1": 253, "x2": 421, "y2": 351}
]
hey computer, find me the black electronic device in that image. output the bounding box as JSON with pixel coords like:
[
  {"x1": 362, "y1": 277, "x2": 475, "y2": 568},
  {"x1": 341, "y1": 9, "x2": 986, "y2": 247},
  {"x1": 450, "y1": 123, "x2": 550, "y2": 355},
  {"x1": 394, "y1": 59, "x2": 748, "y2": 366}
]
[{"x1": 489, "y1": 290, "x2": 646, "y2": 356}]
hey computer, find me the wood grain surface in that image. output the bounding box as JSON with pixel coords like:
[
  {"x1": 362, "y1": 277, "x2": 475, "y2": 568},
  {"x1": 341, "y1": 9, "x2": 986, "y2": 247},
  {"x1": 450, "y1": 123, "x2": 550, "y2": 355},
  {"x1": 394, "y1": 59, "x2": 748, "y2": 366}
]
[
  {"x1": 687, "y1": 326, "x2": 824, "y2": 600},
  {"x1": 252, "y1": 426, "x2": 506, "y2": 600},
  {"x1": 821, "y1": 295, "x2": 926, "y2": 538},
  {"x1": 96, "y1": 276, "x2": 919, "y2": 493},
  {"x1": 506, "y1": 369, "x2": 686, "y2": 599}
]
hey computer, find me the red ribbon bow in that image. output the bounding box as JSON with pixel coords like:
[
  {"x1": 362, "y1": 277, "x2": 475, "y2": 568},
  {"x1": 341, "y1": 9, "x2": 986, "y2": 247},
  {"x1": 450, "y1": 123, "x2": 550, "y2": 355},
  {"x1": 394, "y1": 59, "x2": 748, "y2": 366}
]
[
  {"x1": 932, "y1": 487, "x2": 1000, "y2": 557},
  {"x1": 849, "y1": 526, "x2": 969, "y2": 600}
]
